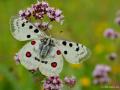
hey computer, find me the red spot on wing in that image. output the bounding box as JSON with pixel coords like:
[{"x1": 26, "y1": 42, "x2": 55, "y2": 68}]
[
  {"x1": 31, "y1": 40, "x2": 36, "y2": 45},
  {"x1": 51, "y1": 62, "x2": 57, "y2": 68},
  {"x1": 26, "y1": 51, "x2": 31, "y2": 57},
  {"x1": 56, "y1": 50, "x2": 61, "y2": 55}
]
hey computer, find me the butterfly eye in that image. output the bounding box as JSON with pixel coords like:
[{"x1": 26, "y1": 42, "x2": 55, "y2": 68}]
[
  {"x1": 50, "y1": 40, "x2": 55, "y2": 46},
  {"x1": 45, "y1": 38, "x2": 48, "y2": 41}
]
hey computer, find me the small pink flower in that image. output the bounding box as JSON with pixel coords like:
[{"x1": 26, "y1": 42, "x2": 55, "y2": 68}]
[
  {"x1": 43, "y1": 76, "x2": 63, "y2": 90},
  {"x1": 93, "y1": 64, "x2": 111, "y2": 84},
  {"x1": 104, "y1": 28, "x2": 119, "y2": 39},
  {"x1": 93, "y1": 76, "x2": 110, "y2": 84},
  {"x1": 34, "y1": 22, "x2": 52, "y2": 30},
  {"x1": 64, "y1": 76, "x2": 76, "y2": 87},
  {"x1": 47, "y1": 7, "x2": 64, "y2": 23},
  {"x1": 14, "y1": 53, "x2": 20, "y2": 64},
  {"x1": 18, "y1": 1, "x2": 64, "y2": 25}
]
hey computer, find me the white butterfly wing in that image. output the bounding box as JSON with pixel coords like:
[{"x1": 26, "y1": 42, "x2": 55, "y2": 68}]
[
  {"x1": 56, "y1": 40, "x2": 90, "y2": 64},
  {"x1": 38, "y1": 46, "x2": 63, "y2": 76},
  {"x1": 10, "y1": 16, "x2": 46, "y2": 41},
  {"x1": 17, "y1": 40, "x2": 41, "y2": 71},
  {"x1": 17, "y1": 39, "x2": 63, "y2": 76}
]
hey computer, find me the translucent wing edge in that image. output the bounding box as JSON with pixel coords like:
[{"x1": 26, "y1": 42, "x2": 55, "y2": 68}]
[
  {"x1": 9, "y1": 15, "x2": 20, "y2": 41},
  {"x1": 79, "y1": 47, "x2": 91, "y2": 63}
]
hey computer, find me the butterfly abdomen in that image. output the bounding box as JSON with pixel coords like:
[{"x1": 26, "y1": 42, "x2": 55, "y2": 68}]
[
  {"x1": 40, "y1": 45, "x2": 50, "y2": 58},
  {"x1": 39, "y1": 38, "x2": 54, "y2": 58}
]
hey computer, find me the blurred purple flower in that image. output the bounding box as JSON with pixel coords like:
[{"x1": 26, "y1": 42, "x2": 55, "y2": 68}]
[
  {"x1": 43, "y1": 76, "x2": 63, "y2": 90},
  {"x1": 64, "y1": 76, "x2": 76, "y2": 87},
  {"x1": 18, "y1": 1, "x2": 64, "y2": 24},
  {"x1": 93, "y1": 76, "x2": 110, "y2": 84},
  {"x1": 34, "y1": 22, "x2": 52, "y2": 30},
  {"x1": 14, "y1": 53, "x2": 20, "y2": 64},
  {"x1": 93, "y1": 64, "x2": 111, "y2": 84},
  {"x1": 32, "y1": 1, "x2": 49, "y2": 19},
  {"x1": 115, "y1": 17, "x2": 120, "y2": 25},
  {"x1": 104, "y1": 28, "x2": 119, "y2": 39},
  {"x1": 107, "y1": 52, "x2": 117, "y2": 61},
  {"x1": 19, "y1": 8, "x2": 32, "y2": 19},
  {"x1": 47, "y1": 8, "x2": 64, "y2": 24}
]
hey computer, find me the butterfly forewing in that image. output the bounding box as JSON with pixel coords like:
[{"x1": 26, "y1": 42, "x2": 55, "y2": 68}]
[
  {"x1": 56, "y1": 40, "x2": 90, "y2": 64},
  {"x1": 10, "y1": 16, "x2": 46, "y2": 41}
]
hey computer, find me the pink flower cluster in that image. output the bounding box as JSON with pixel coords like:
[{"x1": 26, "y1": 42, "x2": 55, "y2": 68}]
[
  {"x1": 93, "y1": 64, "x2": 111, "y2": 84},
  {"x1": 64, "y1": 76, "x2": 76, "y2": 87},
  {"x1": 19, "y1": 1, "x2": 64, "y2": 24},
  {"x1": 43, "y1": 76, "x2": 63, "y2": 90},
  {"x1": 34, "y1": 22, "x2": 52, "y2": 31},
  {"x1": 104, "y1": 28, "x2": 119, "y2": 39}
]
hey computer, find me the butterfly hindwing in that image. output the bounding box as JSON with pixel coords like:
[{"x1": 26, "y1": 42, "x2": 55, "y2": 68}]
[
  {"x1": 17, "y1": 39, "x2": 63, "y2": 76},
  {"x1": 56, "y1": 40, "x2": 90, "y2": 64},
  {"x1": 17, "y1": 40, "x2": 41, "y2": 71},
  {"x1": 38, "y1": 46, "x2": 63, "y2": 76},
  {"x1": 10, "y1": 16, "x2": 46, "y2": 41}
]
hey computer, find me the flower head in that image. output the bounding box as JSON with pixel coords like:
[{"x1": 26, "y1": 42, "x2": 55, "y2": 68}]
[
  {"x1": 104, "y1": 28, "x2": 119, "y2": 39},
  {"x1": 43, "y1": 76, "x2": 63, "y2": 90},
  {"x1": 64, "y1": 76, "x2": 76, "y2": 87},
  {"x1": 107, "y1": 52, "x2": 117, "y2": 61},
  {"x1": 18, "y1": 1, "x2": 64, "y2": 32},
  {"x1": 19, "y1": 1, "x2": 64, "y2": 24},
  {"x1": 115, "y1": 17, "x2": 120, "y2": 25},
  {"x1": 14, "y1": 53, "x2": 20, "y2": 64},
  {"x1": 34, "y1": 22, "x2": 52, "y2": 30},
  {"x1": 93, "y1": 76, "x2": 110, "y2": 84},
  {"x1": 32, "y1": 1, "x2": 49, "y2": 19},
  {"x1": 47, "y1": 7, "x2": 64, "y2": 23},
  {"x1": 93, "y1": 64, "x2": 111, "y2": 84}
]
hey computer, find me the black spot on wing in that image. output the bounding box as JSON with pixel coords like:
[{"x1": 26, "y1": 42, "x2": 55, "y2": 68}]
[
  {"x1": 64, "y1": 51, "x2": 67, "y2": 54},
  {"x1": 76, "y1": 47, "x2": 79, "y2": 51},
  {"x1": 62, "y1": 41, "x2": 67, "y2": 46},
  {"x1": 69, "y1": 43, "x2": 73, "y2": 47},
  {"x1": 35, "y1": 57, "x2": 40, "y2": 62},
  {"x1": 27, "y1": 35, "x2": 31, "y2": 38},
  {"x1": 22, "y1": 23, "x2": 25, "y2": 27},
  {"x1": 34, "y1": 29, "x2": 39, "y2": 33},
  {"x1": 29, "y1": 25, "x2": 33, "y2": 29},
  {"x1": 41, "y1": 61, "x2": 48, "y2": 64}
]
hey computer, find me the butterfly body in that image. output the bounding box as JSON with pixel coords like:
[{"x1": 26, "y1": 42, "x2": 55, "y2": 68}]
[
  {"x1": 10, "y1": 16, "x2": 90, "y2": 76},
  {"x1": 39, "y1": 38, "x2": 55, "y2": 58}
]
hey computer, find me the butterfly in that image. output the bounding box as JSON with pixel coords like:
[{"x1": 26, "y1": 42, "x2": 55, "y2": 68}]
[{"x1": 10, "y1": 16, "x2": 90, "y2": 76}]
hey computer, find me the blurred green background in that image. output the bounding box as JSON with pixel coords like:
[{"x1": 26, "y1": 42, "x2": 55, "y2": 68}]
[{"x1": 0, "y1": 0, "x2": 120, "y2": 90}]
